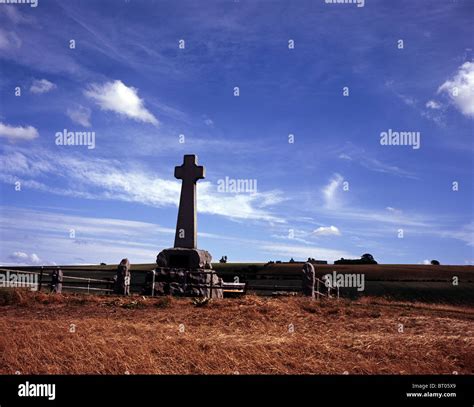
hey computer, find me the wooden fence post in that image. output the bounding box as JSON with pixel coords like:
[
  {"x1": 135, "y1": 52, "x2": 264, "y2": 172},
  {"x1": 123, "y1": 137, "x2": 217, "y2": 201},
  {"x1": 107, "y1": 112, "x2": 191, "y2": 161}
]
[
  {"x1": 209, "y1": 271, "x2": 213, "y2": 299},
  {"x1": 38, "y1": 266, "x2": 44, "y2": 292}
]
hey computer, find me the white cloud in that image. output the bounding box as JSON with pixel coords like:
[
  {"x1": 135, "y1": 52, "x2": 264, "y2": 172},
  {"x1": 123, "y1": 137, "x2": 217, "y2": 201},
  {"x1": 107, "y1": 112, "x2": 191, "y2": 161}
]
[
  {"x1": 66, "y1": 105, "x2": 92, "y2": 127},
  {"x1": 426, "y1": 100, "x2": 441, "y2": 109},
  {"x1": 8, "y1": 251, "x2": 41, "y2": 265},
  {"x1": 30, "y1": 79, "x2": 56, "y2": 94},
  {"x1": 85, "y1": 80, "x2": 158, "y2": 125},
  {"x1": 10, "y1": 251, "x2": 28, "y2": 260},
  {"x1": 204, "y1": 118, "x2": 214, "y2": 127},
  {"x1": 313, "y1": 225, "x2": 341, "y2": 236},
  {"x1": 422, "y1": 259, "x2": 431, "y2": 265},
  {"x1": 322, "y1": 173, "x2": 343, "y2": 209},
  {"x1": 438, "y1": 62, "x2": 474, "y2": 117},
  {"x1": 0, "y1": 122, "x2": 39, "y2": 141}
]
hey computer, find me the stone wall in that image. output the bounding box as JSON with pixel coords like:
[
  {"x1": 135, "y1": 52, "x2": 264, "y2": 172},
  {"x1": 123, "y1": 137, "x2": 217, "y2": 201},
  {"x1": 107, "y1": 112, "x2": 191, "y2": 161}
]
[{"x1": 143, "y1": 268, "x2": 223, "y2": 298}]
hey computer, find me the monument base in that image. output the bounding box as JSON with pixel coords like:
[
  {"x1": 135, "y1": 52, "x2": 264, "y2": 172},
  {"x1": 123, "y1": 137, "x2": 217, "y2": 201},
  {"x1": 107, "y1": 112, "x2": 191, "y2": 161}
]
[
  {"x1": 146, "y1": 247, "x2": 222, "y2": 297},
  {"x1": 156, "y1": 247, "x2": 212, "y2": 269},
  {"x1": 143, "y1": 268, "x2": 224, "y2": 298}
]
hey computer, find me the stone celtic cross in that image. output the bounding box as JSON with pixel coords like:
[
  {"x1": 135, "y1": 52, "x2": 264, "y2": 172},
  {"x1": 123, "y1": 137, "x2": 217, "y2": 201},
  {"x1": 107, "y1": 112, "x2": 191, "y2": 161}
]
[{"x1": 174, "y1": 154, "x2": 205, "y2": 249}]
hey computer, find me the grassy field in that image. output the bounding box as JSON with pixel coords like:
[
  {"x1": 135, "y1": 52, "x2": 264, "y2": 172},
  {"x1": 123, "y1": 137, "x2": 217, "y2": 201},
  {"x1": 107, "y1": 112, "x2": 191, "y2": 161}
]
[{"x1": 0, "y1": 289, "x2": 473, "y2": 375}]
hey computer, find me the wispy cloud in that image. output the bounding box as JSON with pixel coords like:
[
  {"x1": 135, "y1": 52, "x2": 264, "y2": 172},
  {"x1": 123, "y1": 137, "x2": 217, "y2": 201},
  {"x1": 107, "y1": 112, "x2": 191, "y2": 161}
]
[
  {"x1": 338, "y1": 144, "x2": 418, "y2": 179},
  {"x1": 385, "y1": 80, "x2": 417, "y2": 108},
  {"x1": 362, "y1": 157, "x2": 418, "y2": 179},
  {"x1": 426, "y1": 100, "x2": 441, "y2": 110},
  {"x1": 386, "y1": 206, "x2": 403, "y2": 215},
  {"x1": 0, "y1": 206, "x2": 348, "y2": 265},
  {"x1": 322, "y1": 173, "x2": 343, "y2": 209},
  {"x1": 319, "y1": 206, "x2": 432, "y2": 228},
  {"x1": 0, "y1": 28, "x2": 21, "y2": 50},
  {"x1": 384, "y1": 79, "x2": 448, "y2": 127},
  {"x1": 66, "y1": 105, "x2": 92, "y2": 127},
  {"x1": 0, "y1": 206, "x2": 174, "y2": 239},
  {"x1": 437, "y1": 222, "x2": 474, "y2": 247},
  {"x1": 0, "y1": 149, "x2": 284, "y2": 223},
  {"x1": 30, "y1": 78, "x2": 56, "y2": 94},
  {"x1": 0, "y1": 207, "x2": 170, "y2": 265},
  {"x1": 1, "y1": 6, "x2": 35, "y2": 25}
]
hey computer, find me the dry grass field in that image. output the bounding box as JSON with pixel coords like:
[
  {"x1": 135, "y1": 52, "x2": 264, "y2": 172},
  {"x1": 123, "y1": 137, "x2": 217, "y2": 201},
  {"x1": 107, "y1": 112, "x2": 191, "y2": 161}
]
[{"x1": 0, "y1": 289, "x2": 473, "y2": 375}]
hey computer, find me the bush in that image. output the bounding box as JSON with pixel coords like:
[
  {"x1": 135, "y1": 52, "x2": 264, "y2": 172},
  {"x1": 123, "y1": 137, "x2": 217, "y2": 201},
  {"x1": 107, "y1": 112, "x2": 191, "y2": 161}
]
[
  {"x1": 0, "y1": 288, "x2": 26, "y2": 306},
  {"x1": 154, "y1": 296, "x2": 172, "y2": 308}
]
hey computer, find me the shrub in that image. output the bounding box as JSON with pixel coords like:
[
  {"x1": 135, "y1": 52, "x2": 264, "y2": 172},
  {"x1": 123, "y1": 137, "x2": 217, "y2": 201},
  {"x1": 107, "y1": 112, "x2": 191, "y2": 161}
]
[
  {"x1": 154, "y1": 296, "x2": 172, "y2": 308},
  {"x1": 0, "y1": 288, "x2": 26, "y2": 306}
]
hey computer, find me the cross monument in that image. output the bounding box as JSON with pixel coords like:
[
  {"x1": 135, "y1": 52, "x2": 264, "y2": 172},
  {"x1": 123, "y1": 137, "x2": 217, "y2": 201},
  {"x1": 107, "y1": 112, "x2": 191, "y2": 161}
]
[{"x1": 174, "y1": 154, "x2": 205, "y2": 248}]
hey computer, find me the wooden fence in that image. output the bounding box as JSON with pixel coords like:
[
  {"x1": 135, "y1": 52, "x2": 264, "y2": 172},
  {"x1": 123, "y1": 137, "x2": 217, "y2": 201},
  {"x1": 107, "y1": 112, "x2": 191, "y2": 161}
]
[
  {"x1": 3, "y1": 264, "x2": 473, "y2": 303},
  {"x1": 0, "y1": 267, "x2": 247, "y2": 297},
  {"x1": 0, "y1": 266, "x2": 335, "y2": 297},
  {"x1": 0, "y1": 268, "x2": 114, "y2": 294}
]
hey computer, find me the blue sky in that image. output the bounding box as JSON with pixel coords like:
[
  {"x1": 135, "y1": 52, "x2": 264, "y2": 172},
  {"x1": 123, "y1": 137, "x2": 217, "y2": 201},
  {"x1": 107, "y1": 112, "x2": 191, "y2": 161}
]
[{"x1": 0, "y1": 0, "x2": 473, "y2": 266}]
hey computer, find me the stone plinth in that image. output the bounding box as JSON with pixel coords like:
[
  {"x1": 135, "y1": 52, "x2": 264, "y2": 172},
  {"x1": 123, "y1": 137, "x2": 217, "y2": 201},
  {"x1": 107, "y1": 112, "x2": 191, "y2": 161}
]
[
  {"x1": 143, "y1": 268, "x2": 223, "y2": 298},
  {"x1": 156, "y1": 247, "x2": 212, "y2": 269}
]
